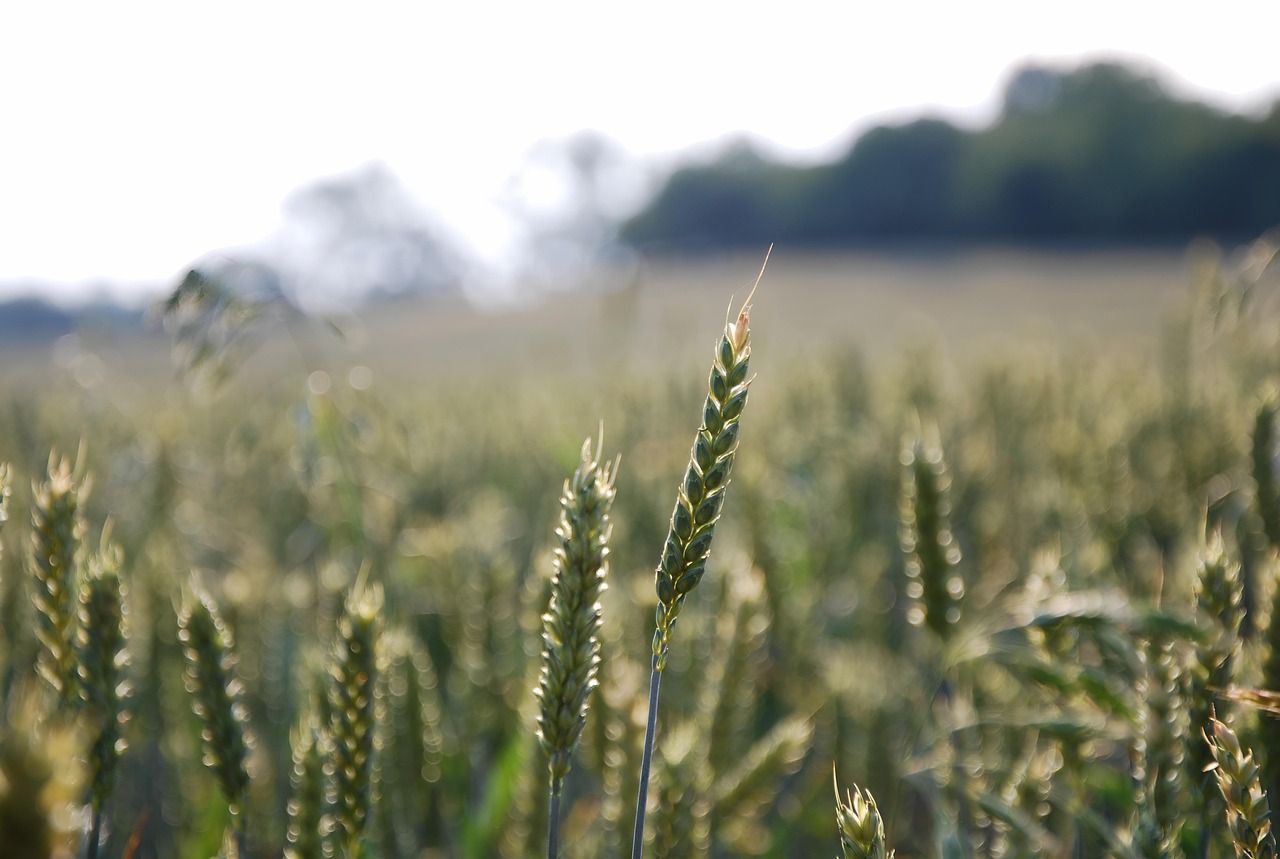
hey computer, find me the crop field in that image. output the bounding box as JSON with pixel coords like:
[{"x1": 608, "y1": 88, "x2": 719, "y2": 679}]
[{"x1": 2, "y1": 241, "x2": 1280, "y2": 859}]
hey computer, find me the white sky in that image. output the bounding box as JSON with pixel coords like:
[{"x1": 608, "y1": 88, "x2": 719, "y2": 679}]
[{"x1": 2, "y1": 0, "x2": 1279, "y2": 301}]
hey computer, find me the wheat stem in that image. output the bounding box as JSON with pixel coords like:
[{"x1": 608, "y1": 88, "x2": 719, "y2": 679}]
[
  {"x1": 634, "y1": 281, "x2": 759, "y2": 857},
  {"x1": 548, "y1": 787, "x2": 562, "y2": 859},
  {"x1": 632, "y1": 652, "x2": 662, "y2": 859}
]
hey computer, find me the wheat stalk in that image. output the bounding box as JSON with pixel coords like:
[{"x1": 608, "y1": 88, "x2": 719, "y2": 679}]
[
  {"x1": 834, "y1": 771, "x2": 894, "y2": 859},
  {"x1": 1206, "y1": 714, "x2": 1276, "y2": 859},
  {"x1": 535, "y1": 434, "x2": 617, "y2": 858},
  {"x1": 327, "y1": 577, "x2": 382, "y2": 858},
  {"x1": 77, "y1": 530, "x2": 130, "y2": 859},
  {"x1": 177, "y1": 584, "x2": 253, "y2": 849},
  {"x1": 30, "y1": 454, "x2": 86, "y2": 708},
  {"x1": 634, "y1": 251, "x2": 765, "y2": 859}
]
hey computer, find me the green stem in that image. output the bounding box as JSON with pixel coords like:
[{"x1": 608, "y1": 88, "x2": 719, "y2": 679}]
[
  {"x1": 631, "y1": 653, "x2": 662, "y2": 859},
  {"x1": 548, "y1": 784, "x2": 562, "y2": 859},
  {"x1": 86, "y1": 804, "x2": 103, "y2": 859}
]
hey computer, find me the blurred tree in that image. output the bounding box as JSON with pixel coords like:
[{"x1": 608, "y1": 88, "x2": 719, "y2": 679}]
[{"x1": 623, "y1": 62, "x2": 1280, "y2": 250}]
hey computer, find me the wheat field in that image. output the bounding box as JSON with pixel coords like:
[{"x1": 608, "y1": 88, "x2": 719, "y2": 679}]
[{"x1": 1, "y1": 240, "x2": 1279, "y2": 858}]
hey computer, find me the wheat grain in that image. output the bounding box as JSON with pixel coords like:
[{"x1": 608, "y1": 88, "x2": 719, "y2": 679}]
[
  {"x1": 899, "y1": 424, "x2": 964, "y2": 642},
  {"x1": 1186, "y1": 529, "x2": 1243, "y2": 795},
  {"x1": 536, "y1": 437, "x2": 617, "y2": 795},
  {"x1": 327, "y1": 577, "x2": 382, "y2": 858},
  {"x1": 1253, "y1": 396, "x2": 1280, "y2": 551},
  {"x1": 1206, "y1": 715, "x2": 1276, "y2": 859},
  {"x1": 651, "y1": 294, "x2": 756, "y2": 671},
  {"x1": 77, "y1": 530, "x2": 130, "y2": 858},
  {"x1": 177, "y1": 585, "x2": 253, "y2": 835},
  {"x1": 834, "y1": 771, "x2": 893, "y2": 859},
  {"x1": 380, "y1": 628, "x2": 444, "y2": 853},
  {"x1": 30, "y1": 454, "x2": 86, "y2": 708},
  {"x1": 285, "y1": 714, "x2": 329, "y2": 859},
  {"x1": 1131, "y1": 638, "x2": 1186, "y2": 856}
]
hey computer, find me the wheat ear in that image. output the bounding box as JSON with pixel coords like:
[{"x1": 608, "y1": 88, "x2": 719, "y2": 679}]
[
  {"x1": 834, "y1": 771, "x2": 894, "y2": 859},
  {"x1": 1187, "y1": 528, "x2": 1244, "y2": 855},
  {"x1": 30, "y1": 454, "x2": 86, "y2": 708},
  {"x1": 1253, "y1": 396, "x2": 1280, "y2": 551},
  {"x1": 285, "y1": 713, "x2": 329, "y2": 859},
  {"x1": 0, "y1": 464, "x2": 10, "y2": 676},
  {"x1": 634, "y1": 259, "x2": 763, "y2": 859},
  {"x1": 1206, "y1": 714, "x2": 1277, "y2": 859},
  {"x1": 177, "y1": 585, "x2": 252, "y2": 850},
  {"x1": 77, "y1": 530, "x2": 130, "y2": 859},
  {"x1": 535, "y1": 434, "x2": 617, "y2": 858},
  {"x1": 327, "y1": 577, "x2": 382, "y2": 858},
  {"x1": 899, "y1": 423, "x2": 963, "y2": 642}
]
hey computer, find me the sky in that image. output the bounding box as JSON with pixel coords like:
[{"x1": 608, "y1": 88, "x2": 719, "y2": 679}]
[{"x1": 2, "y1": 0, "x2": 1279, "y2": 302}]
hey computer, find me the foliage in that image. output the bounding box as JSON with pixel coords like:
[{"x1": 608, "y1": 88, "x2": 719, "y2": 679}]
[{"x1": 623, "y1": 63, "x2": 1280, "y2": 250}]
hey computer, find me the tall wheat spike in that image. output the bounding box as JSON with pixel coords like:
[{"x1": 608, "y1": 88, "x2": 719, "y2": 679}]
[
  {"x1": 327, "y1": 578, "x2": 382, "y2": 858},
  {"x1": 1206, "y1": 715, "x2": 1277, "y2": 859},
  {"x1": 899, "y1": 424, "x2": 964, "y2": 642},
  {"x1": 1132, "y1": 638, "x2": 1186, "y2": 857},
  {"x1": 0, "y1": 464, "x2": 10, "y2": 676},
  {"x1": 1187, "y1": 528, "x2": 1244, "y2": 854},
  {"x1": 1253, "y1": 396, "x2": 1280, "y2": 551},
  {"x1": 285, "y1": 714, "x2": 329, "y2": 859},
  {"x1": 380, "y1": 628, "x2": 445, "y2": 855},
  {"x1": 834, "y1": 772, "x2": 894, "y2": 859},
  {"x1": 535, "y1": 435, "x2": 617, "y2": 857},
  {"x1": 77, "y1": 532, "x2": 130, "y2": 859},
  {"x1": 30, "y1": 454, "x2": 86, "y2": 708},
  {"x1": 177, "y1": 585, "x2": 253, "y2": 847},
  {"x1": 635, "y1": 253, "x2": 765, "y2": 859}
]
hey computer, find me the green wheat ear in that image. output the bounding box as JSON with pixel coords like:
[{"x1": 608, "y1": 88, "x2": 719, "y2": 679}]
[
  {"x1": 652, "y1": 288, "x2": 756, "y2": 671},
  {"x1": 899, "y1": 422, "x2": 963, "y2": 642},
  {"x1": 30, "y1": 453, "x2": 87, "y2": 708},
  {"x1": 327, "y1": 576, "x2": 383, "y2": 858},
  {"x1": 1206, "y1": 714, "x2": 1277, "y2": 859},
  {"x1": 536, "y1": 435, "x2": 618, "y2": 791},
  {"x1": 1186, "y1": 529, "x2": 1243, "y2": 788},
  {"x1": 1253, "y1": 395, "x2": 1280, "y2": 550},
  {"x1": 177, "y1": 584, "x2": 253, "y2": 827},
  {"x1": 285, "y1": 713, "x2": 329, "y2": 859},
  {"x1": 0, "y1": 464, "x2": 9, "y2": 670},
  {"x1": 77, "y1": 528, "x2": 131, "y2": 832},
  {"x1": 834, "y1": 771, "x2": 894, "y2": 859}
]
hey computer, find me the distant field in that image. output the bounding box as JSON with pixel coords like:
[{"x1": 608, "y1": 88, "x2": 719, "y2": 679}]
[{"x1": 1, "y1": 248, "x2": 1194, "y2": 391}]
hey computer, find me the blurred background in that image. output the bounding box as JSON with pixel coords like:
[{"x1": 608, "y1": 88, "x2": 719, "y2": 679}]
[{"x1": 2, "y1": 0, "x2": 1278, "y2": 370}]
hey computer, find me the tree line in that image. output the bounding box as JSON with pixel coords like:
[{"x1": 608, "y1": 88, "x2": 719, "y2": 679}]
[{"x1": 622, "y1": 63, "x2": 1280, "y2": 251}]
